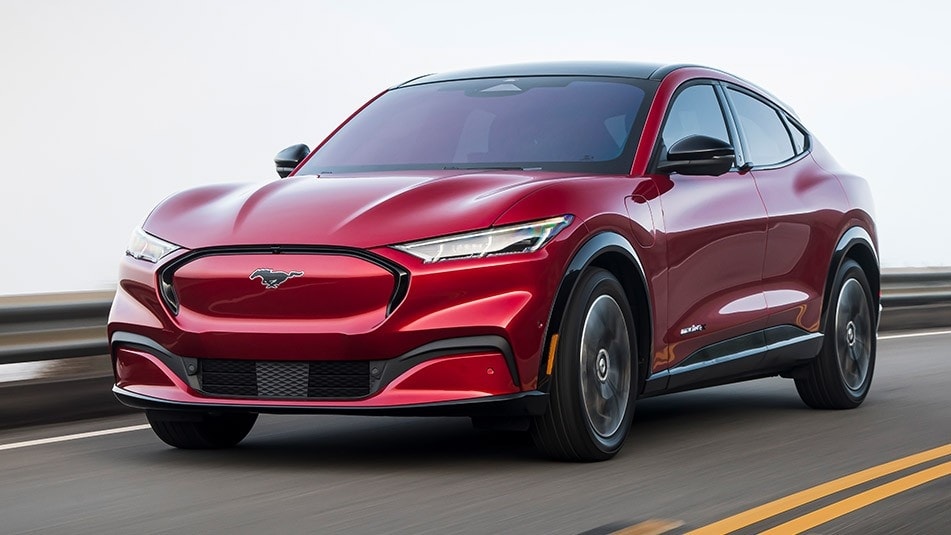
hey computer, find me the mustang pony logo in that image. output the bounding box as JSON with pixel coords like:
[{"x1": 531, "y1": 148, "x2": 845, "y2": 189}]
[{"x1": 249, "y1": 268, "x2": 304, "y2": 289}]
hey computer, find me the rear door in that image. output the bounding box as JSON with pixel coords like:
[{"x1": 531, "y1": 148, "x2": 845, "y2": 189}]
[{"x1": 724, "y1": 86, "x2": 849, "y2": 336}]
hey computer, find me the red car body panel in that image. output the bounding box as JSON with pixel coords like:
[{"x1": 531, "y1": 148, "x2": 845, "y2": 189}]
[{"x1": 109, "y1": 62, "x2": 878, "y2": 416}]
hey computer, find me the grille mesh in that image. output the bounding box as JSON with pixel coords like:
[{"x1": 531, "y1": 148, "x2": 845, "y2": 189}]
[{"x1": 199, "y1": 359, "x2": 371, "y2": 399}]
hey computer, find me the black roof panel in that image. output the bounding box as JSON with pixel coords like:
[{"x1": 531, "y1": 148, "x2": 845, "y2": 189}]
[{"x1": 398, "y1": 61, "x2": 691, "y2": 87}]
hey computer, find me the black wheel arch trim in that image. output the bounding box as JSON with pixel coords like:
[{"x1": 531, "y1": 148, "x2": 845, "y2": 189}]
[
  {"x1": 538, "y1": 231, "x2": 652, "y2": 391},
  {"x1": 823, "y1": 226, "x2": 880, "y2": 327}
]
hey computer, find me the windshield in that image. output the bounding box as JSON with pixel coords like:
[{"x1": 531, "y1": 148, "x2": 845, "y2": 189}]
[{"x1": 298, "y1": 76, "x2": 654, "y2": 175}]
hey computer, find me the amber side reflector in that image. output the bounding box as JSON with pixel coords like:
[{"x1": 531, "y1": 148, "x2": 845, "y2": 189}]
[{"x1": 545, "y1": 333, "x2": 560, "y2": 375}]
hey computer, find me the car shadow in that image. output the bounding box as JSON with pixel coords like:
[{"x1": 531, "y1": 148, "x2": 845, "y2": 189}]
[{"x1": 121, "y1": 379, "x2": 811, "y2": 469}]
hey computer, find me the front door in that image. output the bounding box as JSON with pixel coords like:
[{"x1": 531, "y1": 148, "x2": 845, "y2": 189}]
[{"x1": 652, "y1": 83, "x2": 769, "y2": 381}]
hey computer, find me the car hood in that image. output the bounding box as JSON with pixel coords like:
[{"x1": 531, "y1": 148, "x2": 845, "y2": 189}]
[{"x1": 144, "y1": 170, "x2": 579, "y2": 249}]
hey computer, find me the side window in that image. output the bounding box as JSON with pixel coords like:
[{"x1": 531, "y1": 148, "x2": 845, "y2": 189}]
[
  {"x1": 661, "y1": 84, "x2": 730, "y2": 155},
  {"x1": 784, "y1": 115, "x2": 807, "y2": 155},
  {"x1": 728, "y1": 89, "x2": 795, "y2": 166}
]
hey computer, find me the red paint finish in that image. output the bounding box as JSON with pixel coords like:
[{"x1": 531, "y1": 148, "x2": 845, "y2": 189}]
[
  {"x1": 145, "y1": 171, "x2": 584, "y2": 250},
  {"x1": 753, "y1": 150, "x2": 849, "y2": 332},
  {"x1": 109, "y1": 62, "x2": 877, "y2": 416},
  {"x1": 115, "y1": 348, "x2": 180, "y2": 389},
  {"x1": 386, "y1": 352, "x2": 518, "y2": 396},
  {"x1": 652, "y1": 170, "x2": 769, "y2": 368},
  {"x1": 174, "y1": 254, "x2": 393, "y2": 325}
]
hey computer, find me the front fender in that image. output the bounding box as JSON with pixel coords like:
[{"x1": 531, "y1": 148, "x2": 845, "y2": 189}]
[{"x1": 536, "y1": 231, "x2": 653, "y2": 391}]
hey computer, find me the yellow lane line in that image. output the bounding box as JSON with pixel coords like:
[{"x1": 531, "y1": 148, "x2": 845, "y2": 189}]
[
  {"x1": 610, "y1": 519, "x2": 684, "y2": 535},
  {"x1": 686, "y1": 443, "x2": 951, "y2": 534},
  {"x1": 760, "y1": 460, "x2": 951, "y2": 534}
]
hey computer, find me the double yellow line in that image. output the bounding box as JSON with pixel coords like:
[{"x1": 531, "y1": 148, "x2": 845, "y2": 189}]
[{"x1": 686, "y1": 443, "x2": 951, "y2": 534}]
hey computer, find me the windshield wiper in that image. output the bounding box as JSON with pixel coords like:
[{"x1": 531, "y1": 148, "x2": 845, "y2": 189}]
[{"x1": 443, "y1": 165, "x2": 530, "y2": 171}]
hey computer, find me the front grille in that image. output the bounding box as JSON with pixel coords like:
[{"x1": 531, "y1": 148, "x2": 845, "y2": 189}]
[{"x1": 199, "y1": 359, "x2": 371, "y2": 399}]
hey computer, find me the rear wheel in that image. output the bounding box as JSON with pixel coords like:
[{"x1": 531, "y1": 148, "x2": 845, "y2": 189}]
[
  {"x1": 796, "y1": 259, "x2": 876, "y2": 409},
  {"x1": 532, "y1": 268, "x2": 637, "y2": 461},
  {"x1": 146, "y1": 411, "x2": 257, "y2": 449}
]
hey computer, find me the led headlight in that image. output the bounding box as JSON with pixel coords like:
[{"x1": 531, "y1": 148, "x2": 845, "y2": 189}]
[
  {"x1": 125, "y1": 227, "x2": 180, "y2": 263},
  {"x1": 393, "y1": 215, "x2": 573, "y2": 263}
]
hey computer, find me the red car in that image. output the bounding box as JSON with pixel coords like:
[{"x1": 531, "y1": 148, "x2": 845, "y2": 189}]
[{"x1": 110, "y1": 62, "x2": 878, "y2": 461}]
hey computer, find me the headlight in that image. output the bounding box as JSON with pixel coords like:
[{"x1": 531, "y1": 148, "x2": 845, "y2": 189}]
[
  {"x1": 126, "y1": 227, "x2": 180, "y2": 263},
  {"x1": 393, "y1": 215, "x2": 573, "y2": 263}
]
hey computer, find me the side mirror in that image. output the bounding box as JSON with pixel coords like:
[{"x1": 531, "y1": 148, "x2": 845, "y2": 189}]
[
  {"x1": 656, "y1": 135, "x2": 735, "y2": 176},
  {"x1": 274, "y1": 144, "x2": 311, "y2": 178}
]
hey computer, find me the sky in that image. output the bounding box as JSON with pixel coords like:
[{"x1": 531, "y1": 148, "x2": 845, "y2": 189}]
[{"x1": 1, "y1": 0, "x2": 949, "y2": 295}]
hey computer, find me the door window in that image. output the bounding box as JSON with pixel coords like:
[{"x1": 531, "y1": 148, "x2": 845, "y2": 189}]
[
  {"x1": 728, "y1": 89, "x2": 796, "y2": 166},
  {"x1": 660, "y1": 84, "x2": 731, "y2": 155}
]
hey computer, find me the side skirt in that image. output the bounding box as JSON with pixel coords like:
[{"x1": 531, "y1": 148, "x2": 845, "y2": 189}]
[{"x1": 641, "y1": 325, "x2": 823, "y2": 397}]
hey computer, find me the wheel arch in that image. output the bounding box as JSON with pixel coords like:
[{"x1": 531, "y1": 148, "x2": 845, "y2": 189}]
[
  {"x1": 539, "y1": 231, "x2": 653, "y2": 394},
  {"x1": 823, "y1": 226, "x2": 881, "y2": 326}
]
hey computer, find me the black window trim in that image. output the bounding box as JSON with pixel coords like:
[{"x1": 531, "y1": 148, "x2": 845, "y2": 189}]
[
  {"x1": 713, "y1": 82, "x2": 748, "y2": 169},
  {"x1": 721, "y1": 83, "x2": 811, "y2": 171}
]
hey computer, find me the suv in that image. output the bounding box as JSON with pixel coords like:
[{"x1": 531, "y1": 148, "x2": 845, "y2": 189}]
[{"x1": 110, "y1": 62, "x2": 878, "y2": 461}]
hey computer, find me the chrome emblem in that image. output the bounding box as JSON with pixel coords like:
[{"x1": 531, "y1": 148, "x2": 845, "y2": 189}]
[
  {"x1": 249, "y1": 268, "x2": 304, "y2": 289},
  {"x1": 680, "y1": 324, "x2": 706, "y2": 336}
]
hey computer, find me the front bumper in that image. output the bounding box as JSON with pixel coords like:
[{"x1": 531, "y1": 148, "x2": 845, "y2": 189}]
[
  {"x1": 112, "y1": 331, "x2": 547, "y2": 416},
  {"x1": 114, "y1": 386, "x2": 548, "y2": 417},
  {"x1": 109, "y1": 243, "x2": 570, "y2": 393}
]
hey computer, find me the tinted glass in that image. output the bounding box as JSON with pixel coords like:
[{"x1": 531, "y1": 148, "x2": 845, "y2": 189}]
[
  {"x1": 299, "y1": 77, "x2": 650, "y2": 175},
  {"x1": 785, "y1": 115, "x2": 807, "y2": 154},
  {"x1": 661, "y1": 84, "x2": 730, "y2": 153},
  {"x1": 729, "y1": 89, "x2": 795, "y2": 166}
]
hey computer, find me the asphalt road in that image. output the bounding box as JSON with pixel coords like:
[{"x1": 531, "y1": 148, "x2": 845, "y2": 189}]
[{"x1": 1, "y1": 331, "x2": 948, "y2": 534}]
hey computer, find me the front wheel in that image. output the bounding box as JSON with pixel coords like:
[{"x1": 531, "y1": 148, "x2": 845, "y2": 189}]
[
  {"x1": 146, "y1": 410, "x2": 257, "y2": 449},
  {"x1": 531, "y1": 268, "x2": 638, "y2": 462},
  {"x1": 796, "y1": 259, "x2": 876, "y2": 409}
]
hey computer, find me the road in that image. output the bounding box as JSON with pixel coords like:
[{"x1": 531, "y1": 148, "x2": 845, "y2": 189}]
[{"x1": 1, "y1": 331, "x2": 948, "y2": 534}]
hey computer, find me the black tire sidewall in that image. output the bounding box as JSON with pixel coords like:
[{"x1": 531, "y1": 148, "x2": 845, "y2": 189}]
[
  {"x1": 556, "y1": 268, "x2": 638, "y2": 455},
  {"x1": 824, "y1": 259, "x2": 876, "y2": 403}
]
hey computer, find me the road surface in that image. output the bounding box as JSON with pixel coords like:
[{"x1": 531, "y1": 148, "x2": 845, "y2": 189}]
[{"x1": 1, "y1": 330, "x2": 948, "y2": 534}]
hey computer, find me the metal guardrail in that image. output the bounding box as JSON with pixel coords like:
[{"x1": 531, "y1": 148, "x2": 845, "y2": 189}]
[
  {"x1": 879, "y1": 268, "x2": 951, "y2": 331},
  {"x1": 0, "y1": 269, "x2": 950, "y2": 367},
  {"x1": 0, "y1": 291, "x2": 113, "y2": 366}
]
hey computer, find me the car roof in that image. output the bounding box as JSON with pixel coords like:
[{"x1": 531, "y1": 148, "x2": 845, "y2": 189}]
[
  {"x1": 396, "y1": 61, "x2": 800, "y2": 119},
  {"x1": 397, "y1": 61, "x2": 695, "y2": 87}
]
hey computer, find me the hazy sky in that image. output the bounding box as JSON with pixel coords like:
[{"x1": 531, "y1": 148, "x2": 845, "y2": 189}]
[{"x1": 1, "y1": 0, "x2": 948, "y2": 295}]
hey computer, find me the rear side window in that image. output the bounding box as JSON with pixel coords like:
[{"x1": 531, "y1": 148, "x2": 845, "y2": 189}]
[
  {"x1": 784, "y1": 115, "x2": 807, "y2": 154},
  {"x1": 728, "y1": 89, "x2": 795, "y2": 166},
  {"x1": 661, "y1": 84, "x2": 730, "y2": 153}
]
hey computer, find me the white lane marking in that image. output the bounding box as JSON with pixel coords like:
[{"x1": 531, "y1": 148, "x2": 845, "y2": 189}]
[
  {"x1": 878, "y1": 329, "x2": 951, "y2": 341},
  {"x1": 0, "y1": 424, "x2": 150, "y2": 452}
]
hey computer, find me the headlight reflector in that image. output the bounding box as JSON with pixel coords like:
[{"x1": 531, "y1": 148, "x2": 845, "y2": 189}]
[
  {"x1": 126, "y1": 227, "x2": 180, "y2": 263},
  {"x1": 393, "y1": 215, "x2": 572, "y2": 263}
]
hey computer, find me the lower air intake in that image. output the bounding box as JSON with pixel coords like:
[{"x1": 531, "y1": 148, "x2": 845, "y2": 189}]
[{"x1": 199, "y1": 359, "x2": 371, "y2": 399}]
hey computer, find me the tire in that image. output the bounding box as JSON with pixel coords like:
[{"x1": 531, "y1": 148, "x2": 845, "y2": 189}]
[
  {"x1": 146, "y1": 410, "x2": 258, "y2": 449},
  {"x1": 796, "y1": 258, "x2": 876, "y2": 409},
  {"x1": 531, "y1": 268, "x2": 638, "y2": 461}
]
